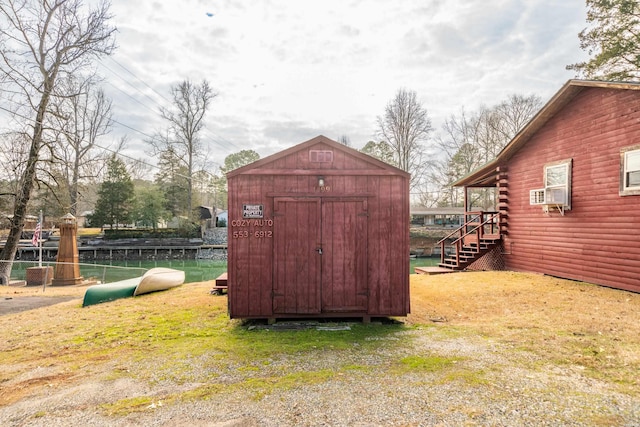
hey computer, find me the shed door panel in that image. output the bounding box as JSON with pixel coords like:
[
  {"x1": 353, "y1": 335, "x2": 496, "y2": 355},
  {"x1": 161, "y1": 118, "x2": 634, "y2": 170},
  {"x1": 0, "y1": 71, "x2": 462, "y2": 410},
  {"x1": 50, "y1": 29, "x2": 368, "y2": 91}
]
[
  {"x1": 321, "y1": 200, "x2": 368, "y2": 312},
  {"x1": 273, "y1": 198, "x2": 321, "y2": 314}
]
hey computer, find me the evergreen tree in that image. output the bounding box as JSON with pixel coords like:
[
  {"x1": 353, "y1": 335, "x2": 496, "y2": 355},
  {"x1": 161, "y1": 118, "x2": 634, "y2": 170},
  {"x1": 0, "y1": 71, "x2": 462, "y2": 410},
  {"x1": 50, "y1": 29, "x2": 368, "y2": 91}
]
[
  {"x1": 90, "y1": 155, "x2": 134, "y2": 229},
  {"x1": 134, "y1": 186, "x2": 168, "y2": 230},
  {"x1": 360, "y1": 140, "x2": 396, "y2": 166},
  {"x1": 568, "y1": 0, "x2": 640, "y2": 80},
  {"x1": 212, "y1": 150, "x2": 260, "y2": 211},
  {"x1": 154, "y1": 148, "x2": 190, "y2": 218},
  {"x1": 220, "y1": 150, "x2": 260, "y2": 173}
]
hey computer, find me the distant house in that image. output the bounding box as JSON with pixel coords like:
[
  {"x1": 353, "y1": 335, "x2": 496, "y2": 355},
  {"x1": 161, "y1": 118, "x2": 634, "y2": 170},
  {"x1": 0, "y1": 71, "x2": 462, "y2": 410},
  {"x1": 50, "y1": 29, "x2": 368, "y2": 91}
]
[
  {"x1": 199, "y1": 206, "x2": 214, "y2": 220},
  {"x1": 199, "y1": 206, "x2": 228, "y2": 227},
  {"x1": 410, "y1": 207, "x2": 464, "y2": 227},
  {"x1": 199, "y1": 206, "x2": 214, "y2": 229},
  {"x1": 446, "y1": 80, "x2": 640, "y2": 294},
  {"x1": 215, "y1": 209, "x2": 227, "y2": 227}
]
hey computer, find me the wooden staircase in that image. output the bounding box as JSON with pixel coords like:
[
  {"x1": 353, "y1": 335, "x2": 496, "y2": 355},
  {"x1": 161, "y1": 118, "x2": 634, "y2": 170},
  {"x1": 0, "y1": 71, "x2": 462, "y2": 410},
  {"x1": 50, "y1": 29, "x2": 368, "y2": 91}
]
[
  {"x1": 437, "y1": 211, "x2": 503, "y2": 271},
  {"x1": 438, "y1": 167, "x2": 508, "y2": 271}
]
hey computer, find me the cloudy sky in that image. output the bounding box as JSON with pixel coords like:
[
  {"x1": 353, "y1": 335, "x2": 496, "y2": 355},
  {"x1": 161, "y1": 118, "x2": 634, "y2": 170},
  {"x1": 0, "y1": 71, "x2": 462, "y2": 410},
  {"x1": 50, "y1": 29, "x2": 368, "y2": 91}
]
[{"x1": 98, "y1": 0, "x2": 589, "y2": 172}]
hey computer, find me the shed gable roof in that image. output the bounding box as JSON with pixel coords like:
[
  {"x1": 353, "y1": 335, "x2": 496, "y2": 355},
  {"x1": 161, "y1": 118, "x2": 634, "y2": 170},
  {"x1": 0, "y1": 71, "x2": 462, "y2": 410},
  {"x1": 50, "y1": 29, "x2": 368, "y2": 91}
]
[
  {"x1": 226, "y1": 135, "x2": 409, "y2": 178},
  {"x1": 454, "y1": 79, "x2": 640, "y2": 187}
]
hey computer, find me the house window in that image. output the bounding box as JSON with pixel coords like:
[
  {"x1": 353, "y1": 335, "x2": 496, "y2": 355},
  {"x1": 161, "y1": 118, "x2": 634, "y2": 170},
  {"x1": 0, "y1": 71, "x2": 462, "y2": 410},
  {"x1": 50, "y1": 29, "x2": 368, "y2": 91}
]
[
  {"x1": 620, "y1": 146, "x2": 640, "y2": 196},
  {"x1": 543, "y1": 159, "x2": 572, "y2": 209}
]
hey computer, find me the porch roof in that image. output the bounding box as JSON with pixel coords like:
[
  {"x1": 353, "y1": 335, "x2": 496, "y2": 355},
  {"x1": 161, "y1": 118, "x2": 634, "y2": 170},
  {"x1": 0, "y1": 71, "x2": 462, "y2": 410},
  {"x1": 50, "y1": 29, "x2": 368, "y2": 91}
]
[{"x1": 452, "y1": 79, "x2": 640, "y2": 187}]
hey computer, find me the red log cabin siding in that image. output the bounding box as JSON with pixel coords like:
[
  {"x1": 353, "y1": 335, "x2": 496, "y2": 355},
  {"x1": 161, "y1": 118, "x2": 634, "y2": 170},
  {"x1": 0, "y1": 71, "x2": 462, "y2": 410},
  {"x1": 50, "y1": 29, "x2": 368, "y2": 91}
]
[
  {"x1": 227, "y1": 136, "x2": 410, "y2": 319},
  {"x1": 503, "y1": 87, "x2": 640, "y2": 292}
]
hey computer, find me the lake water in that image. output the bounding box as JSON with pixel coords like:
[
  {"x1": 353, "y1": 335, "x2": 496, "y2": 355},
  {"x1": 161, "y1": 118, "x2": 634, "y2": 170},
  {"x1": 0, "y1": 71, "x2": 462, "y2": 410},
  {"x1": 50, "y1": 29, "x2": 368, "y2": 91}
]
[{"x1": 8, "y1": 257, "x2": 440, "y2": 284}]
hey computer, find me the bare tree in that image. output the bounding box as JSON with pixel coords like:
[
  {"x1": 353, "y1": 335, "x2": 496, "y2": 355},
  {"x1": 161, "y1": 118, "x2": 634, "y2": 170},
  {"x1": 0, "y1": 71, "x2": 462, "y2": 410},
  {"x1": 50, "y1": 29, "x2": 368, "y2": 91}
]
[
  {"x1": 0, "y1": 132, "x2": 30, "y2": 213},
  {"x1": 0, "y1": 0, "x2": 115, "y2": 284},
  {"x1": 337, "y1": 134, "x2": 351, "y2": 147},
  {"x1": 426, "y1": 110, "x2": 481, "y2": 207},
  {"x1": 149, "y1": 79, "x2": 217, "y2": 219},
  {"x1": 489, "y1": 94, "x2": 542, "y2": 148},
  {"x1": 0, "y1": 132, "x2": 30, "y2": 194},
  {"x1": 47, "y1": 76, "x2": 113, "y2": 215},
  {"x1": 377, "y1": 88, "x2": 434, "y2": 190},
  {"x1": 430, "y1": 94, "x2": 542, "y2": 208}
]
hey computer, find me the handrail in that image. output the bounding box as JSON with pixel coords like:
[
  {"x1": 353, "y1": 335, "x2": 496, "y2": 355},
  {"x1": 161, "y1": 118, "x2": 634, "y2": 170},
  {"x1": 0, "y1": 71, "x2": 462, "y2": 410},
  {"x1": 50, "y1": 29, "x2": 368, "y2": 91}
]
[
  {"x1": 437, "y1": 211, "x2": 500, "y2": 265},
  {"x1": 435, "y1": 211, "x2": 497, "y2": 246},
  {"x1": 450, "y1": 212, "x2": 499, "y2": 245}
]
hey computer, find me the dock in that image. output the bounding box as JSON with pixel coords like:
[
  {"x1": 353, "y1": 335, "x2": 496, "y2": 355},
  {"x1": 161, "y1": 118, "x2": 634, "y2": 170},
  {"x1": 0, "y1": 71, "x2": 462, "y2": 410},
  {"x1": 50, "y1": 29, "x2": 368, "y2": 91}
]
[{"x1": 13, "y1": 244, "x2": 227, "y2": 262}]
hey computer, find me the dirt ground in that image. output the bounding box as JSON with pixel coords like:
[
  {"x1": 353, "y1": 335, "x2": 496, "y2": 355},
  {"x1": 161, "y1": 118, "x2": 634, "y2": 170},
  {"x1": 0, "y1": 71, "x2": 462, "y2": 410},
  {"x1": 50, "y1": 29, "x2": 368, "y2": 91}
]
[{"x1": 1, "y1": 272, "x2": 639, "y2": 426}]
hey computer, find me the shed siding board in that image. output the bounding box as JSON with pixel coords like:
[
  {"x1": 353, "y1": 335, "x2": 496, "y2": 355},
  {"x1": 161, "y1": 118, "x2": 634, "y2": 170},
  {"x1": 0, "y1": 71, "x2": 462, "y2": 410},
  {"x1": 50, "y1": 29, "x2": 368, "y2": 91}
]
[
  {"x1": 503, "y1": 88, "x2": 640, "y2": 292},
  {"x1": 375, "y1": 176, "x2": 392, "y2": 314},
  {"x1": 386, "y1": 177, "x2": 401, "y2": 313},
  {"x1": 227, "y1": 136, "x2": 410, "y2": 318},
  {"x1": 401, "y1": 176, "x2": 411, "y2": 313},
  {"x1": 366, "y1": 175, "x2": 382, "y2": 314}
]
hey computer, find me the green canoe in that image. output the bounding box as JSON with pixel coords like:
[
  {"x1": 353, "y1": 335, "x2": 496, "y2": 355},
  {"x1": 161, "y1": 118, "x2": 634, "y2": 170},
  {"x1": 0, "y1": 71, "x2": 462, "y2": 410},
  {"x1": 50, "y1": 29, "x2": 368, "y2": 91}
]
[
  {"x1": 82, "y1": 277, "x2": 141, "y2": 307},
  {"x1": 82, "y1": 268, "x2": 186, "y2": 307}
]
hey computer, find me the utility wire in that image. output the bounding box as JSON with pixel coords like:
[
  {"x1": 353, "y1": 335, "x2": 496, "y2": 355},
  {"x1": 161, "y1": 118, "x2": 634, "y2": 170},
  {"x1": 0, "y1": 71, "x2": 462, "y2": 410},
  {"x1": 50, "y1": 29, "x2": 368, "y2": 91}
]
[
  {"x1": 98, "y1": 56, "x2": 245, "y2": 153},
  {"x1": 105, "y1": 56, "x2": 172, "y2": 104},
  {"x1": 0, "y1": 104, "x2": 223, "y2": 185}
]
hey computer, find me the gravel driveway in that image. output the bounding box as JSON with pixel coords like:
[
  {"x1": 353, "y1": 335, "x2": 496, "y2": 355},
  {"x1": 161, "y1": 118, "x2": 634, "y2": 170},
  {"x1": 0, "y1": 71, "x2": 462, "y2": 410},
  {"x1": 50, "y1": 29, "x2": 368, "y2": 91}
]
[{"x1": 2, "y1": 325, "x2": 638, "y2": 426}]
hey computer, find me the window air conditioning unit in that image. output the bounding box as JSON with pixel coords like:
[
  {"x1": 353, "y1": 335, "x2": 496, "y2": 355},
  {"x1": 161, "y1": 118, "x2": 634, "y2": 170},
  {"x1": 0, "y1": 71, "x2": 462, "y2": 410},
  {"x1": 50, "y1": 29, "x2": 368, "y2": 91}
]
[
  {"x1": 544, "y1": 187, "x2": 567, "y2": 205},
  {"x1": 529, "y1": 188, "x2": 567, "y2": 206}
]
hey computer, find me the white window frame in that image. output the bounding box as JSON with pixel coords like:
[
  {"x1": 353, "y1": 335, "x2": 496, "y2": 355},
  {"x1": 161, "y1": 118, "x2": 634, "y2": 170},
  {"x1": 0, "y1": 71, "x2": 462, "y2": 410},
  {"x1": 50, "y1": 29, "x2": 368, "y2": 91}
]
[
  {"x1": 543, "y1": 159, "x2": 572, "y2": 210},
  {"x1": 620, "y1": 145, "x2": 640, "y2": 196}
]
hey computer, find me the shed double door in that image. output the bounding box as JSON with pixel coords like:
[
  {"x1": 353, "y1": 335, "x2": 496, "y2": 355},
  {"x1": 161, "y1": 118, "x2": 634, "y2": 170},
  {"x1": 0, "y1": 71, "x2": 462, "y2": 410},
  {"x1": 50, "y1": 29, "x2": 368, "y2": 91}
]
[{"x1": 273, "y1": 197, "x2": 368, "y2": 314}]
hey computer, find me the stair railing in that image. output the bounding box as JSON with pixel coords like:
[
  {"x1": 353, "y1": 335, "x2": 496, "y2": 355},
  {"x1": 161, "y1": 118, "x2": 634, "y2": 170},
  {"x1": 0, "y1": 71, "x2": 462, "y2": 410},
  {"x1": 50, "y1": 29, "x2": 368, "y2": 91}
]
[{"x1": 437, "y1": 211, "x2": 500, "y2": 265}]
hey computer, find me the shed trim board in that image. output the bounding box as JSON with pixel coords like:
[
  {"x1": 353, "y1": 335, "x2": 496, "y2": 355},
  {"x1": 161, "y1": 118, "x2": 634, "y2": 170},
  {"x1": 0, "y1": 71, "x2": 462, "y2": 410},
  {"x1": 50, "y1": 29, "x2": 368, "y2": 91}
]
[
  {"x1": 266, "y1": 192, "x2": 377, "y2": 198},
  {"x1": 232, "y1": 169, "x2": 404, "y2": 176},
  {"x1": 227, "y1": 135, "x2": 410, "y2": 319},
  {"x1": 227, "y1": 136, "x2": 410, "y2": 180},
  {"x1": 452, "y1": 80, "x2": 640, "y2": 293}
]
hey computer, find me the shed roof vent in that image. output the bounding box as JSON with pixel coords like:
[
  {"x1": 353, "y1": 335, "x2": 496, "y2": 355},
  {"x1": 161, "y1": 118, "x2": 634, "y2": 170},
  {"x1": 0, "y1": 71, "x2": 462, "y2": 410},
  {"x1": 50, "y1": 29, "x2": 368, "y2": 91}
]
[{"x1": 309, "y1": 150, "x2": 334, "y2": 163}]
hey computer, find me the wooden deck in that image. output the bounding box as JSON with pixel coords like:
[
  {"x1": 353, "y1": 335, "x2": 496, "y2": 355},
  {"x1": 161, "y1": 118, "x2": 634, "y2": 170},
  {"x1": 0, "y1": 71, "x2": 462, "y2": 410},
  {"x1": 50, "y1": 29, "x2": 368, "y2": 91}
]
[{"x1": 414, "y1": 266, "x2": 458, "y2": 275}]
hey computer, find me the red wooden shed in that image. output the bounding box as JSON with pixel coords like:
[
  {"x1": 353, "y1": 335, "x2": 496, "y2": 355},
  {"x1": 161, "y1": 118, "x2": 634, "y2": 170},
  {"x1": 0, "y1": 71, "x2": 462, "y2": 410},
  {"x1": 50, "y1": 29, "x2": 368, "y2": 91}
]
[
  {"x1": 226, "y1": 135, "x2": 410, "y2": 321},
  {"x1": 447, "y1": 80, "x2": 640, "y2": 293}
]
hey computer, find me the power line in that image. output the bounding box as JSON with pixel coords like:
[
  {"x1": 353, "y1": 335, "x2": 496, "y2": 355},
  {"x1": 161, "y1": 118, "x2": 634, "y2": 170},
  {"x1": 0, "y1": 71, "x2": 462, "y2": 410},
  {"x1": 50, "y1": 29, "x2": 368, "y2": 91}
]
[
  {"x1": 0, "y1": 104, "x2": 223, "y2": 184},
  {"x1": 105, "y1": 56, "x2": 172, "y2": 104},
  {"x1": 102, "y1": 80, "x2": 159, "y2": 116},
  {"x1": 4, "y1": 61, "x2": 241, "y2": 167},
  {"x1": 99, "y1": 56, "x2": 245, "y2": 154},
  {"x1": 93, "y1": 142, "x2": 221, "y2": 183},
  {"x1": 110, "y1": 117, "x2": 155, "y2": 140}
]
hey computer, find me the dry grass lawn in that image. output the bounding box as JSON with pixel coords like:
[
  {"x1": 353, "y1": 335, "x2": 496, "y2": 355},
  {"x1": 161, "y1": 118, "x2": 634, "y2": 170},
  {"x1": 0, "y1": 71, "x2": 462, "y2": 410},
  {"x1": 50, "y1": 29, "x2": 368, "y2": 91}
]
[
  {"x1": 0, "y1": 270, "x2": 639, "y2": 424},
  {"x1": 409, "y1": 271, "x2": 640, "y2": 391}
]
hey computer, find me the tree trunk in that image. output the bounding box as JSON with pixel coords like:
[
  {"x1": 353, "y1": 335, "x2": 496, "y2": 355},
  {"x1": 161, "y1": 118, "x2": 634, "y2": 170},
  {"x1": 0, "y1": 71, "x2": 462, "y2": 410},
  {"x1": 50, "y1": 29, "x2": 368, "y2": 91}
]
[
  {"x1": 0, "y1": 92, "x2": 49, "y2": 284},
  {"x1": 71, "y1": 154, "x2": 80, "y2": 216}
]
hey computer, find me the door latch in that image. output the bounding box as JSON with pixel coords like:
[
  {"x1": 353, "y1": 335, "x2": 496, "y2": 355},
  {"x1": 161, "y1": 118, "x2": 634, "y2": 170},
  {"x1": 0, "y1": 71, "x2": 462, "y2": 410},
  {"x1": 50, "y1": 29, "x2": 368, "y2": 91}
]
[{"x1": 316, "y1": 247, "x2": 323, "y2": 255}]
